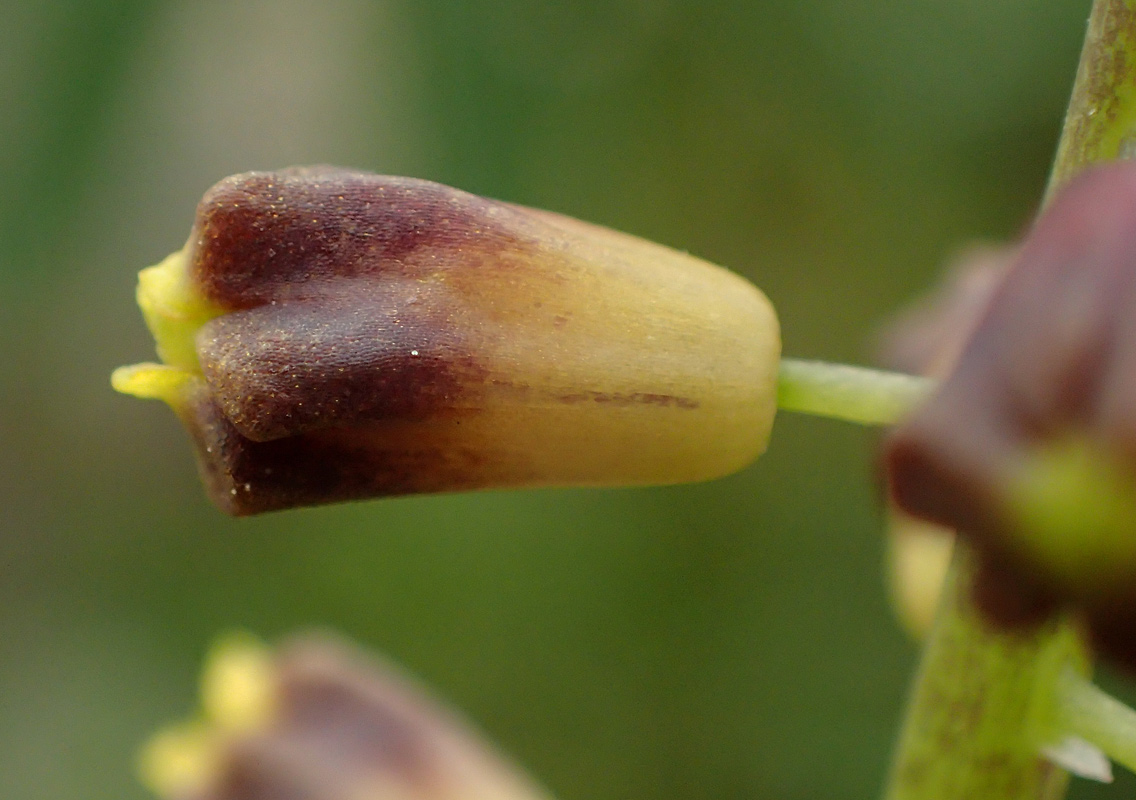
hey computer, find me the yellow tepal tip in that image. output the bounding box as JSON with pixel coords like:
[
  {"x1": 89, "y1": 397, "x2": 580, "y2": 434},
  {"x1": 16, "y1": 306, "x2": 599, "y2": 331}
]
[
  {"x1": 111, "y1": 363, "x2": 197, "y2": 405},
  {"x1": 135, "y1": 247, "x2": 223, "y2": 371}
]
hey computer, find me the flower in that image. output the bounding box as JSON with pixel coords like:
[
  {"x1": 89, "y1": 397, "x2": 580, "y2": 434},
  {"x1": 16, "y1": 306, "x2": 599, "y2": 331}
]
[
  {"x1": 874, "y1": 244, "x2": 1012, "y2": 638},
  {"x1": 113, "y1": 168, "x2": 780, "y2": 515},
  {"x1": 138, "y1": 633, "x2": 553, "y2": 800},
  {"x1": 884, "y1": 161, "x2": 1136, "y2": 668}
]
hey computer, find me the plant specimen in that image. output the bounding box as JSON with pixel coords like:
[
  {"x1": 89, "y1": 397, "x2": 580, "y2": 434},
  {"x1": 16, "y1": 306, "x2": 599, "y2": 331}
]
[
  {"x1": 112, "y1": 1, "x2": 1136, "y2": 798},
  {"x1": 111, "y1": 168, "x2": 778, "y2": 515}
]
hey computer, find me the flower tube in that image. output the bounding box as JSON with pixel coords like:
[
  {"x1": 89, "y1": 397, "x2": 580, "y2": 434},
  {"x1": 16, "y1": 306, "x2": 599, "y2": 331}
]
[{"x1": 113, "y1": 168, "x2": 780, "y2": 514}]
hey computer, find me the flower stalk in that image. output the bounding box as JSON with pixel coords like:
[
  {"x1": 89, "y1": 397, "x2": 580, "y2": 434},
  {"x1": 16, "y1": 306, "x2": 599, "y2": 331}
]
[
  {"x1": 776, "y1": 358, "x2": 932, "y2": 426},
  {"x1": 1051, "y1": 667, "x2": 1136, "y2": 777},
  {"x1": 883, "y1": 551, "x2": 1081, "y2": 800}
]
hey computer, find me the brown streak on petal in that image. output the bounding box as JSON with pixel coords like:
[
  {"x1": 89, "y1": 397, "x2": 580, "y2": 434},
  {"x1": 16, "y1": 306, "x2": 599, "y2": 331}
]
[
  {"x1": 556, "y1": 390, "x2": 699, "y2": 409},
  {"x1": 151, "y1": 167, "x2": 780, "y2": 515}
]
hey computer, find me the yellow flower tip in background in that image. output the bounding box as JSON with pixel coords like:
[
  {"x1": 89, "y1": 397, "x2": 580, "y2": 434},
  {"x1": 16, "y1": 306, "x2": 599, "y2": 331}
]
[
  {"x1": 886, "y1": 512, "x2": 955, "y2": 639},
  {"x1": 200, "y1": 632, "x2": 276, "y2": 733},
  {"x1": 138, "y1": 631, "x2": 554, "y2": 800},
  {"x1": 113, "y1": 167, "x2": 781, "y2": 515},
  {"x1": 137, "y1": 722, "x2": 219, "y2": 800},
  {"x1": 136, "y1": 633, "x2": 276, "y2": 800}
]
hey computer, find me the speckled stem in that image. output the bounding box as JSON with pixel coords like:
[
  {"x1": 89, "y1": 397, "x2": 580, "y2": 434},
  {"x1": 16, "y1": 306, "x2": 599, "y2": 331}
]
[
  {"x1": 882, "y1": 551, "x2": 1082, "y2": 800},
  {"x1": 1048, "y1": 0, "x2": 1136, "y2": 200}
]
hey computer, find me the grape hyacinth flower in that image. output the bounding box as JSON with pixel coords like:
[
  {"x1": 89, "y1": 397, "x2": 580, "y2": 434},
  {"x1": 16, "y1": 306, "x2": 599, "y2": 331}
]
[{"x1": 114, "y1": 168, "x2": 780, "y2": 515}]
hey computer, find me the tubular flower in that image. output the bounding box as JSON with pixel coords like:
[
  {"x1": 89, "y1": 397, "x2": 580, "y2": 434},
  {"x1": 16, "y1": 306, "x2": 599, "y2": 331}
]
[
  {"x1": 138, "y1": 633, "x2": 553, "y2": 800},
  {"x1": 885, "y1": 161, "x2": 1136, "y2": 669},
  {"x1": 875, "y1": 244, "x2": 1012, "y2": 638},
  {"x1": 113, "y1": 168, "x2": 780, "y2": 515}
]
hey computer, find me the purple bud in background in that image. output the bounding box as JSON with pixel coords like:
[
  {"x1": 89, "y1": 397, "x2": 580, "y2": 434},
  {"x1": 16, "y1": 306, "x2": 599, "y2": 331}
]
[{"x1": 885, "y1": 161, "x2": 1136, "y2": 668}]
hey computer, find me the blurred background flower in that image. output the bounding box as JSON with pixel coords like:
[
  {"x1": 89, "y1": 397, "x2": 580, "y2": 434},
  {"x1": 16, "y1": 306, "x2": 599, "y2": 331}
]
[
  {"x1": 0, "y1": 1, "x2": 1122, "y2": 798},
  {"x1": 138, "y1": 632, "x2": 557, "y2": 800}
]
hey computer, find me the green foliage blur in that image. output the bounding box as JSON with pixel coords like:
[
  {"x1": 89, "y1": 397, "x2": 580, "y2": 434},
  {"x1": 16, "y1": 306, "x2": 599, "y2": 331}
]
[{"x1": 0, "y1": 1, "x2": 1122, "y2": 798}]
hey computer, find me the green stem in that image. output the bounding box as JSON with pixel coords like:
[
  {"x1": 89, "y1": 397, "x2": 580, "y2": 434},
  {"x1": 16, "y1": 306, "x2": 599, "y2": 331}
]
[
  {"x1": 1053, "y1": 669, "x2": 1136, "y2": 776},
  {"x1": 1047, "y1": 0, "x2": 1136, "y2": 201},
  {"x1": 884, "y1": 549, "x2": 1084, "y2": 800},
  {"x1": 776, "y1": 358, "x2": 933, "y2": 426}
]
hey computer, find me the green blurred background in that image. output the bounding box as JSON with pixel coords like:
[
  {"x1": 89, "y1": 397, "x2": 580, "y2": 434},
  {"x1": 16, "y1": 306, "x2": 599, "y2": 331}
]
[{"x1": 2, "y1": 1, "x2": 1128, "y2": 798}]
